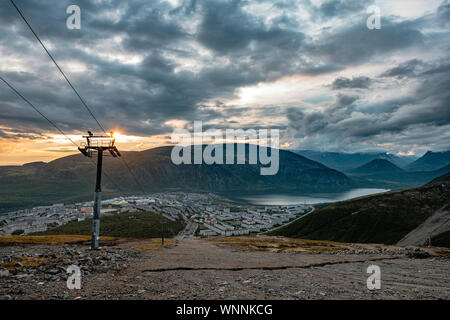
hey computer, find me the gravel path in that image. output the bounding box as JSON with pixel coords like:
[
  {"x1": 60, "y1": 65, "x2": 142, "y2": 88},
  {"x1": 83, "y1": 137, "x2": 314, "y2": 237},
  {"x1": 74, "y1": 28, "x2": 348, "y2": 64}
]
[{"x1": 0, "y1": 238, "x2": 449, "y2": 300}]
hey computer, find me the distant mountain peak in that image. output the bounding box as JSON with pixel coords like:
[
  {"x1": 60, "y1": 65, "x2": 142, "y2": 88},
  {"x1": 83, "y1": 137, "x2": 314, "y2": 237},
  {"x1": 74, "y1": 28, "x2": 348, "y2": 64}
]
[
  {"x1": 406, "y1": 150, "x2": 450, "y2": 172},
  {"x1": 292, "y1": 150, "x2": 416, "y2": 171},
  {"x1": 352, "y1": 158, "x2": 404, "y2": 174}
]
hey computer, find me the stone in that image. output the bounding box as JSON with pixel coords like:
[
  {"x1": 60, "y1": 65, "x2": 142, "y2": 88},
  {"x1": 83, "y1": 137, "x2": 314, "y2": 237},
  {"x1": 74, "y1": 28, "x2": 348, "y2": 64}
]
[
  {"x1": 46, "y1": 269, "x2": 60, "y2": 275},
  {"x1": 406, "y1": 249, "x2": 432, "y2": 259},
  {"x1": 0, "y1": 267, "x2": 10, "y2": 277}
]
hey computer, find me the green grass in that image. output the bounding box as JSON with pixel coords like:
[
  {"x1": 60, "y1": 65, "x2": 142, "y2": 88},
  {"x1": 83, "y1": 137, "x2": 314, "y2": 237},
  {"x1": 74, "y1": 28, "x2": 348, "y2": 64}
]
[
  {"x1": 269, "y1": 184, "x2": 449, "y2": 245},
  {"x1": 0, "y1": 176, "x2": 130, "y2": 214},
  {"x1": 34, "y1": 211, "x2": 185, "y2": 239}
]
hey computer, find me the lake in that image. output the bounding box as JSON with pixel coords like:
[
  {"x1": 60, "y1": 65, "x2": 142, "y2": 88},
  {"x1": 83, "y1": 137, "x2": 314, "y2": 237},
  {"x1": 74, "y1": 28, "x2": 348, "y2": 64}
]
[{"x1": 236, "y1": 188, "x2": 390, "y2": 205}]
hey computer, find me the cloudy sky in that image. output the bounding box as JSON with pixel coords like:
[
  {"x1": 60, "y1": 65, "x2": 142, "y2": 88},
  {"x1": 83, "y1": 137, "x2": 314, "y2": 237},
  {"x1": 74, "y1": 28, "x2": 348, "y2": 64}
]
[{"x1": 0, "y1": 0, "x2": 449, "y2": 165}]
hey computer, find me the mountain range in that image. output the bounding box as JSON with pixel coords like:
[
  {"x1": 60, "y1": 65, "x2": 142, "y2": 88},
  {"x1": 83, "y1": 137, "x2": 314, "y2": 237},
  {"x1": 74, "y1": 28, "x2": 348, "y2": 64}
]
[
  {"x1": 292, "y1": 150, "x2": 417, "y2": 171},
  {"x1": 293, "y1": 150, "x2": 450, "y2": 190},
  {"x1": 351, "y1": 159, "x2": 405, "y2": 175},
  {"x1": 347, "y1": 159, "x2": 450, "y2": 190},
  {"x1": 405, "y1": 151, "x2": 450, "y2": 172},
  {"x1": 1, "y1": 145, "x2": 449, "y2": 214},
  {"x1": 0, "y1": 144, "x2": 352, "y2": 213}
]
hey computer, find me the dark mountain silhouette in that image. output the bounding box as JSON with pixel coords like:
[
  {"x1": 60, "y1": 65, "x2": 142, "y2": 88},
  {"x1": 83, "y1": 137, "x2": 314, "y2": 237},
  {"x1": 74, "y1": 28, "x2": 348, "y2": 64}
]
[
  {"x1": 292, "y1": 150, "x2": 415, "y2": 171},
  {"x1": 0, "y1": 144, "x2": 352, "y2": 213},
  {"x1": 346, "y1": 161, "x2": 450, "y2": 191},
  {"x1": 406, "y1": 150, "x2": 450, "y2": 172},
  {"x1": 351, "y1": 159, "x2": 404, "y2": 174}
]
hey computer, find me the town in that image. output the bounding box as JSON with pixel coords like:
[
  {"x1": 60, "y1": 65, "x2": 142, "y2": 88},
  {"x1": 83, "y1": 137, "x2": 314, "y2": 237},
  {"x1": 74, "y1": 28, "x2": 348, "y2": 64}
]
[{"x1": 0, "y1": 193, "x2": 312, "y2": 238}]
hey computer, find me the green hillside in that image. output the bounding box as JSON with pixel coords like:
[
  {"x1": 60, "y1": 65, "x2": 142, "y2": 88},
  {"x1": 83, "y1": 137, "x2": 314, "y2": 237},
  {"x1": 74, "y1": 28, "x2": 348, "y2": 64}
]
[
  {"x1": 34, "y1": 211, "x2": 185, "y2": 239},
  {"x1": 268, "y1": 174, "x2": 450, "y2": 246}
]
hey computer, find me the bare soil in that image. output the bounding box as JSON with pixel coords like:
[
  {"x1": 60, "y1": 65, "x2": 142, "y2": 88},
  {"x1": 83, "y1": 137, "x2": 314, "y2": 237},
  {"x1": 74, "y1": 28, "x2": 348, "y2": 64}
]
[{"x1": 0, "y1": 237, "x2": 449, "y2": 300}]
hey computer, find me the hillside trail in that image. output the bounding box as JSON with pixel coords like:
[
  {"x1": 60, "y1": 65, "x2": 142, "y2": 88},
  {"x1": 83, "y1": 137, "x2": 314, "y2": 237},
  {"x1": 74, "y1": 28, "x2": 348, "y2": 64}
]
[
  {"x1": 1, "y1": 238, "x2": 449, "y2": 299},
  {"x1": 68, "y1": 238, "x2": 450, "y2": 299}
]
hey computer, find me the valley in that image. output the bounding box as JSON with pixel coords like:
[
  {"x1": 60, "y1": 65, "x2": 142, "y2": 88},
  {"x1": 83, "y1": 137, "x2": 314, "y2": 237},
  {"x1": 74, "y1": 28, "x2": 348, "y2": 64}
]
[{"x1": 269, "y1": 173, "x2": 450, "y2": 247}]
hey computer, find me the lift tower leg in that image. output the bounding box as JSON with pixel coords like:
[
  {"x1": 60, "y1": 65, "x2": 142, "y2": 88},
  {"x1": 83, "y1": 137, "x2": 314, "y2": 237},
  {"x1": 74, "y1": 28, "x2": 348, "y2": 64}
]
[
  {"x1": 78, "y1": 131, "x2": 120, "y2": 250},
  {"x1": 92, "y1": 149, "x2": 103, "y2": 250}
]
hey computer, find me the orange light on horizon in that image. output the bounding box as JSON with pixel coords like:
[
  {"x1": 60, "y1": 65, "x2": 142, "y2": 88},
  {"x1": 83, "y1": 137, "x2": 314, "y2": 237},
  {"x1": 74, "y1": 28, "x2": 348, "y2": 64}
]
[{"x1": 0, "y1": 129, "x2": 170, "y2": 165}]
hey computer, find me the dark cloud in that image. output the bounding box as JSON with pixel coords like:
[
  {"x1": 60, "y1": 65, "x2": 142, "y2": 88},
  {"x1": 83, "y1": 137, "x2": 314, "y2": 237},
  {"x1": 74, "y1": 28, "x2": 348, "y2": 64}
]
[
  {"x1": 437, "y1": 0, "x2": 450, "y2": 27},
  {"x1": 331, "y1": 76, "x2": 372, "y2": 89},
  {"x1": 314, "y1": 18, "x2": 424, "y2": 65},
  {"x1": 287, "y1": 94, "x2": 358, "y2": 136},
  {"x1": 381, "y1": 59, "x2": 424, "y2": 78},
  {"x1": 287, "y1": 57, "x2": 450, "y2": 151},
  {"x1": 0, "y1": 0, "x2": 448, "y2": 156},
  {"x1": 316, "y1": 0, "x2": 369, "y2": 19}
]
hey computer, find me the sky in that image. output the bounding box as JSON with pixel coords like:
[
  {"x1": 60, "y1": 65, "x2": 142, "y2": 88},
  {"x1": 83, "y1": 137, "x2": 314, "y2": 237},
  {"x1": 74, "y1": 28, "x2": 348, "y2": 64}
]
[{"x1": 0, "y1": 0, "x2": 449, "y2": 165}]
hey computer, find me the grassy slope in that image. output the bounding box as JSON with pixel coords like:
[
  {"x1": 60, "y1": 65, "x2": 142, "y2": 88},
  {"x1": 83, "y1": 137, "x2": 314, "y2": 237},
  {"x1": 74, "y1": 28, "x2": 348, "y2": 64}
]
[
  {"x1": 0, "y1": 235, "x2": 116, "y2": 244},
  {"x1": 34, "y1": 211, "x2": 185, "y2": 239},
  {"x1": 268, "y1": 183, "x2": 449, "y2": 245},
  {"x1": 432, "y1": 231, "x2": 450, "y2": 247},
  {"x1": 0, "y1": 175, "x2": 133, "y2": 214}
]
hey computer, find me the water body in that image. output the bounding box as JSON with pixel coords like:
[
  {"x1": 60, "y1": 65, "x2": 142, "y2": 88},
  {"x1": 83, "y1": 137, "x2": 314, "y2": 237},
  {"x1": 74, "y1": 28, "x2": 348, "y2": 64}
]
[{"x1": 237, "y1": 188, "x2": 390, "y2": 206}]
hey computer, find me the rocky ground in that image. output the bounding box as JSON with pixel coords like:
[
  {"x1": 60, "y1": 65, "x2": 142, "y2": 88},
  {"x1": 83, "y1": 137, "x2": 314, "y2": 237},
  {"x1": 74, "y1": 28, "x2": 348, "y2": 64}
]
[{"x1": 0, "y1": 236, "x2": 449, "y2": 300}]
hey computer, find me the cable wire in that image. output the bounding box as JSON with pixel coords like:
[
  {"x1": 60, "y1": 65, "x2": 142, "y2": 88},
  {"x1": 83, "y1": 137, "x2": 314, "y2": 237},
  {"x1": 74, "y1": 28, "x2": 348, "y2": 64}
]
[
  {"x1": 9, "y1": 0, "x2": 147, "y2": 195},
  {"x1": 0, "y1": 75, "x2": 79, "y2": 147},
  {"x1": 0, "y1": 75, "x2": 126, "y2": 195},
  {"x1": 9, "y1": 0, "x2": 107, "y2": 134}
]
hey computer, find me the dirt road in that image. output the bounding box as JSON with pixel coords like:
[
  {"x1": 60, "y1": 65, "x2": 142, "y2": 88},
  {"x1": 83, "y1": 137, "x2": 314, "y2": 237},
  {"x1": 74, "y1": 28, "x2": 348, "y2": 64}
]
[{"x1": 1, "y1": 237, "x2": 449, "y2": 300}]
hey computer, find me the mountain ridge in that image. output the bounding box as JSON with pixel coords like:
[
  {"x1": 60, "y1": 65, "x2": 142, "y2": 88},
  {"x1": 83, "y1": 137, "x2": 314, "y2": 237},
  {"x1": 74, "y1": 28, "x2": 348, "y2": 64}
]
[
  {"x1": 351, "y1": 158, "x2": 404, "y2": 174},
  {"x1": 292, "y1": 150, "x2": 416, "y2": 171},
  {"x1": 406, "y1": 150, "x2": 450, "y2": 172},
  {"x1": 0, "y1": 144, "x2": 353, "y2": 213}
]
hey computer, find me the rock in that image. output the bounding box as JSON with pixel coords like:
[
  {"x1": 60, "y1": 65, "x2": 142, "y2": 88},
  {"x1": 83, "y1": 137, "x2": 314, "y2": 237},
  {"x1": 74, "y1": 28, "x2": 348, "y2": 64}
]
[
  {"x1": 46, "y1": 269, "x2": 60, "y2": 275},
  {"x1": 406, "y1": 248, "x2": 432, "y2": 259},
  {"x1": 44, "y1": 274, "x2": 53, "y2": 281}
]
